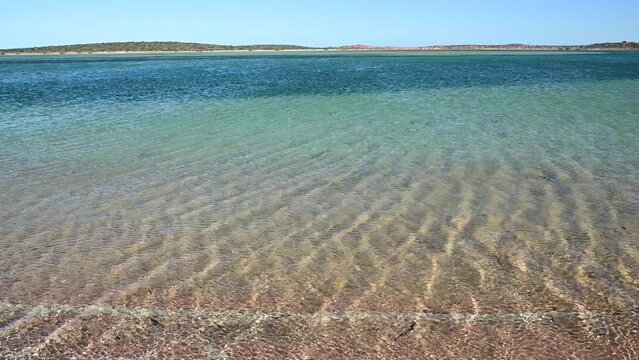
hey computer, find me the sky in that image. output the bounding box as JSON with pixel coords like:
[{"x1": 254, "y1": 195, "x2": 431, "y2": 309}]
[{"x1": 1, "y1": 0, "x2": 638, "y2": 48}]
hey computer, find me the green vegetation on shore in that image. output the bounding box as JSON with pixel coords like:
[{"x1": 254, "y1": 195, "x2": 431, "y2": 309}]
[
  {"x1": 0, "y1": 41, "x2": 318, "y2": 54},
  {"x1": 579, "y1": 41, "x2": 639, "y2": 49}
]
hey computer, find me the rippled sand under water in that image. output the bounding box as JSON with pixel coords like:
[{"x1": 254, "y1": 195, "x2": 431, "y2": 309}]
[{"x1": 1, "y1": 52, "x2": 639, "y2": 358}]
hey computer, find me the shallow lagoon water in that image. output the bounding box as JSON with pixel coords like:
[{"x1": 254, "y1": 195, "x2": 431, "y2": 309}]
[{"x1": 1, "y1": 51, "x2": 639, "y2": 358}]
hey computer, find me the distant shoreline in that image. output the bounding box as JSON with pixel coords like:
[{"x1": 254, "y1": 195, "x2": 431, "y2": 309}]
[
  {"x1": 2, "y1": 41, "x2": 637, "y2": 55},
  {"x1": 0, "y1": 49, "x2": 330, "y2": 56},
  {"x1": 2, "y1": 48, "x2": 638, "y2": 56}
]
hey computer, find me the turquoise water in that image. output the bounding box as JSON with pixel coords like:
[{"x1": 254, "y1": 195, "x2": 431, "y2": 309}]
[{"x1": 1, "y1": 51, "x2": 639, "y2": 357}]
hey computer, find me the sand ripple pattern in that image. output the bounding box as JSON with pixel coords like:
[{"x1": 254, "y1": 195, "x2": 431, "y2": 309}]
[
  {"x1": 1, "y1": 53, "x2": 639, "y2": 357},
  {"x1": 1, "y1": 301, "x2": 638, "y2": 359}
]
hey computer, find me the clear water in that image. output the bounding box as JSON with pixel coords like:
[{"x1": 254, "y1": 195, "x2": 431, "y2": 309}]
[{"x1": 1, "y1": 51, "x2": 639, "y2": 358}]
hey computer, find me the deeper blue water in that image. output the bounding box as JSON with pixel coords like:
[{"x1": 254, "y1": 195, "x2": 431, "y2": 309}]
[{"x1": 2, "y1": 52, "x2": 639, "y2": 108}]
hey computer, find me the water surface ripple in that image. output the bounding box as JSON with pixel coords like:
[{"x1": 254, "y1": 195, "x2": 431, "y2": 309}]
[{"x1": 1, "y1": 51, "x2": 639, "y2": 358}]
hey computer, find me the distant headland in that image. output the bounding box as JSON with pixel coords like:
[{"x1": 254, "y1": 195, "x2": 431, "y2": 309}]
[
  {"x1": 0, "y1": 42, "x2": 313, "y2": 54},
  {"x1": 1, "y1": 41, "x2": 637, "y2": 55}
]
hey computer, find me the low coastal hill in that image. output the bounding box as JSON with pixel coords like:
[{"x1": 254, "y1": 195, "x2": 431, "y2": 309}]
[
  {"x1": 1, "y1": 41, "x2": 637, "y2": 54},
  {"x1": 0, "y1": 41, "x2": 316, "y2": 54}
]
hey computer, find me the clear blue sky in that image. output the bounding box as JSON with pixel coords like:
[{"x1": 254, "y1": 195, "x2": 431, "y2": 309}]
[{"x1": 1, "y1": 0, "x2": 637, "y2": 48}]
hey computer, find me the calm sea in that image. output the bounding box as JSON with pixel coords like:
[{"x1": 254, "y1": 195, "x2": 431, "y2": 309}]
[{"x1": 1, "y1": 51, "x2": 638, "y2": 358}]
